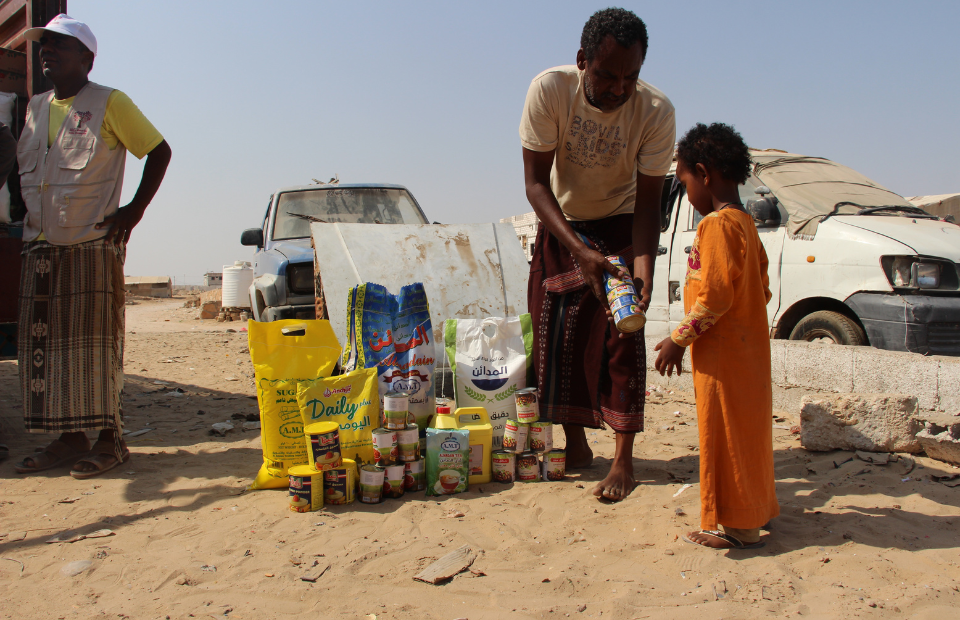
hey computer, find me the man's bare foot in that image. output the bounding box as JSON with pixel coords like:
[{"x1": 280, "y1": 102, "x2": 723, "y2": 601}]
[
  {"x1": 563, "y1": 424, "x2": 593, "y2": 468},
  {"x1": 591, "y1": 432, "x2": 636, "y2": 501}
]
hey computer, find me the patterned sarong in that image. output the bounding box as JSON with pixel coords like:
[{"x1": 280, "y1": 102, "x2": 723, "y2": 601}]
[
  {"x1": 528, "y1": 214, "x2": 645, "y2": 433},
  {"x1": 18, "y1": 240, "x2": 125, "y2": 455}
]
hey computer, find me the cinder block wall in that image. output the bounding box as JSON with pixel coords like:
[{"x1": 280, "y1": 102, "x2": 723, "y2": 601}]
[{"x1": 644, "y1": 339, "x2": 960, "y2": 415}]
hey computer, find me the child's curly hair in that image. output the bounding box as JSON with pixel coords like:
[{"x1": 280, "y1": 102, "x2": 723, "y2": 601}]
[{"x1": 676, "y1": 123, "x2": 752, "y2": 185}]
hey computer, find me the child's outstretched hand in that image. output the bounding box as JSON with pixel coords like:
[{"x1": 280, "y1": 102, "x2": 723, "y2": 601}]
[{"x1": 654, "y1": 337, "x2": 685, "y2": 376}]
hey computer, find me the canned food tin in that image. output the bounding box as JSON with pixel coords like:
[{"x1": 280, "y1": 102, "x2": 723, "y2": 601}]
[
  {"x1": 383, "y1": 464, "x2": 406, "y2": 499},
  {"x1": 359, "y1": 464, "x2": 385, "y2": 504},
  {"x1": 323, "y1": 458, "x2": 356, "y2": 505},
  {"x1": 502, "y1": 420, "x2": 529, "y2": 454},
  {"x1": 288, "y1": 464, "x2": 324, "y2": 512},
  {"x1": 492, "y1": 450, "x2": 516, "y2": 483},
  {"x1": 603, "y1": 256, "x2": 645, "y2": 333},
  {"x1": 303, "y1": 421, "x2": 342, "y2": 471},
  {"x1": 403, "y1": 459, "x2": 426, "y2": 491},
  {"x1": 396, "y1": 424, "x2": 421, "y2": 463},
  {"x1": 516, "y1": 451, "x2": 540, "y2": 482},
  {"x1": 383, "y1": 391, "x2": 409, "y2": 430},
  {"x1": 515, "y1": 387, "x2": 540, "y2": 423},
  {"x1": 371, "y1": 428, "x2": 398, "y2": 466},
  {"x1": 540, "y1": 449, "x2": 567, "y2": 481},
  {"x1": 528, "y1": 422, "x2": 553, "y2": 453}
]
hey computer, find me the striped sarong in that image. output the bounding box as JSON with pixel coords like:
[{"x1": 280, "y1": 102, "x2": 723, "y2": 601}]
[
  {"x1": 527, "y1": 213, "x2": 646, "y2": 433},
  {"x1": 18, "y1": 239, "x2": 125, "y2": 454}
]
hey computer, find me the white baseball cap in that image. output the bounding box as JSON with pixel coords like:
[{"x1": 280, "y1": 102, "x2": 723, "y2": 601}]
[{"x1": 24, "y1": 14, "x2": 97, "y2": 56}]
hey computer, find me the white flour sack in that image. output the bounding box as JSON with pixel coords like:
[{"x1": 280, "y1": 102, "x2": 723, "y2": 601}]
[{"x1": 444, "y1": 316, "x2": 533, "y2": 449}]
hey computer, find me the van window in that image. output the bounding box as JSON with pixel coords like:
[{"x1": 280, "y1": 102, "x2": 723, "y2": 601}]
[
  {"x1": 661, "y1": 176, "x2": 682, "y2": 232},
  {"x1": 690, "y1": 177, "x2": 764, "y2": 230},
  {"x1": 272, "y1": 187, "x2": 427, "y2": 240}
]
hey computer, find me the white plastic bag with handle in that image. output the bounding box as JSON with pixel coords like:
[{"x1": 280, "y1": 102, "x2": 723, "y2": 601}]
[{"x1": 444, "y1": 315, "x2": 533, "y2": 449}]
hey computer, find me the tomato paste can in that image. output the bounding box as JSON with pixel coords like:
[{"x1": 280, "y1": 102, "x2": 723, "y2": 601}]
[
  {"x1": 383, "y1": 464, "x2": 406, "y2": 499},
  {"x1": 359, "y1": 464, "x2": 385, "y2": 504},
  {"x1": 515, "y1": 387, "x2": 540, "y2": 423},
  {"x1": 603, "y1": 256, "x2": 646, "y2": 332},
  {"x1": 323, "y1": 458, "x2": 356, "y2": 505},
  {"x1": 403, "y1": 459, "x2": 426, "y2": 491},
  {"x1": 540, "y1": 449, "x2": 567, "y2": 481},
  {"x1": 502, "y1": 419, "x2": 529, "y2": 454},
  {"x1": 516, "y1": 451, "x2": 540, "y2": 482},
  {"x1": 396, "y1": 424, "x2": 421, "y2": 463},
  {"x1": 491, "y1": 450, "x2": 516, "y2": 483},
  {"x1": 304, "y1": 421, "x2": 342, "y2": 471},
  {"x1": 371, "y1": 428, "x2": 398, "y2": 466},
  {"x1": 528, "y1": 421, "x2": 553, "y2": 453},
  {"x1": 383, "y1": 391, "x2": 409, "y2": 430},
  {"x1": 288, "y1": 464, "x2": 324, "y2": 512}
]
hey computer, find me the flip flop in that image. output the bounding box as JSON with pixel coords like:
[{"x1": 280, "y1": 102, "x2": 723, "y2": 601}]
[
  {"x1": 15, "y1": 439, "x2": 89, "y2": 474},
  {"x1": 70, "y1": 440, "x2": 130, "y2": 480},
  {"x1": 683, "y1": 530, "x2": 765, "y2": 550}
]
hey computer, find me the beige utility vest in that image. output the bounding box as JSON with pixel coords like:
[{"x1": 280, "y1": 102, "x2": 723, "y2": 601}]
[{"x1": 18, "y1": 82, "x2": 126, "y2": 245}]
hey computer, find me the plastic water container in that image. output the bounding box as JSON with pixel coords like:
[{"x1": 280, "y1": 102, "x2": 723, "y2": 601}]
[
  {"x1": 431, "y1": 406, "x2": 493, "y2": 485},
  {"x1": 222, "y1": 261, "x2": 253, "y2": 308}
]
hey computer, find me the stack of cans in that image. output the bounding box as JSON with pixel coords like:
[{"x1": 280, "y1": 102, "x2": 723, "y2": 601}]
[
  {"x1": 492, "y1": 388, "x2": 566, "y2": 483},
  {"x1": 361, "y1": 394, "x2": 427, "y2": 504},
  {"x1": 288, "y1": 419, "x2": 358, "y2": 511}
]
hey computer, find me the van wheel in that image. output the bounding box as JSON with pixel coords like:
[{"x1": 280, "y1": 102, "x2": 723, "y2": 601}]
[{"x1": 789, "y1": 311, "x2": 867, "y2": 346}]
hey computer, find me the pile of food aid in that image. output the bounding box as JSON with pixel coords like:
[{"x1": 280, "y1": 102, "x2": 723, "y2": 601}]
[{"x1": 288, "y1": 388, "x2": 567, "y2": 511}]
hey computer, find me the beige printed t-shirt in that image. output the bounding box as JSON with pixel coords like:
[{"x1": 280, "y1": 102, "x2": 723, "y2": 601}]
[{"x1": 519, "y1": 65, "x2": 676, "y2": 221}]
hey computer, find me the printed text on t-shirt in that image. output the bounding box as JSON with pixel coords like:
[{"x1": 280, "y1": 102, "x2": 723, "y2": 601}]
[{"x1": 564, "y1": 116, "x2": 624, "y2": 169}]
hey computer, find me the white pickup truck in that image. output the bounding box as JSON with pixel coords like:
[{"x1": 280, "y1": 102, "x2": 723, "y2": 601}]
[{"x1": 645, "y1": 149, "x2": 960, "y2": 356}]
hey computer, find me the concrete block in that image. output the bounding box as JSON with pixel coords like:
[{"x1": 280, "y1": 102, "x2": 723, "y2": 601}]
[
  {"x1": 783, "y1": 341, "x2": 854, "y2": 393},
  {"x1": 800, "y1": 393, "x2": 922, "y2": 453},
  {"x1": 852, "y1": 348, "x2": 939, "y2": 411},
  {"x1": 937, "y1": 357, "x2": 960, "y2": 414},
  {"x1": 916, "y1": 418, "x2": 960, "y2": 466},
  {"x1": 199, "y1": 300, "x2": 221, "y2": 320}
]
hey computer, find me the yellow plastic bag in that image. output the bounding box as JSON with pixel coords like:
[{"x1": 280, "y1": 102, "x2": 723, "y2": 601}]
[
  {"x1": 248, "y1": 320, "x2": 340, "y2": 490},
  {"x1": 297, "y1": 368, "x2": 380, "y2": 468}
]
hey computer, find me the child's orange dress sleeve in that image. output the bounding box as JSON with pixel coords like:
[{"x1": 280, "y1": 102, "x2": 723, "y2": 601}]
[{"x1": 671, "y1": 215, "x2": 746, "y2": 347}]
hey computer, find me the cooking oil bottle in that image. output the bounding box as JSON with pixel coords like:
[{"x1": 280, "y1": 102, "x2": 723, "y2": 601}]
[{"x1": 429, "y1": 406, "x2": 492, "y2": 485}]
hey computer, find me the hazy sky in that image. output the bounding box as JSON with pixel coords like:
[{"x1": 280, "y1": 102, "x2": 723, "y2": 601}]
[{"x1": 70, "y1": 0, "x2": 960, "y2": 284}]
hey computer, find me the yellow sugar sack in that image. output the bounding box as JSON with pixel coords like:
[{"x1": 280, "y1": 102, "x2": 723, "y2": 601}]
[
  {"x1": 248, "y1": 320, "x2": 340, "y2": 490},
  {"x1": 296, "y1": 368, "x2": 380, "y2": 468}
]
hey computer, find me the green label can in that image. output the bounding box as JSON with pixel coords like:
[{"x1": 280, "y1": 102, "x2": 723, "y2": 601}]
[
  {"x1": 372, "y1": 428, "x2": 398, "y2": 466},
  {"x1": 528, "y1": 422, "x2": 553, "y2": 453},
  {"x1": 383, "y1": 391, "x2": 409, "y2": 430},
  {"x1": 492, "y1": 450, "x2": 515, "y2": 483},
  {"x1": 359, "y1": 464, "x2": 385, "y2": 504},
  {"x1": 502, "y1": 419, "x2": 529, "y2": 453},
  {"x1": 515, "y1": 387, "x2": 540, "y2": 423},
  {"x1": 403, "y1": 459, "x2": 426, "y2": 491},
  {"x1": 541, "y1": 449, "x2": 566, "y2": 481},
  {"x1": 383, "y1": 464, "x2": 406, "y2": 499},
  {"x1": 516, "y1": 451, "x2": 540, "y2": 482},
  {"x1": 396, "y1": 425, "x2": 421, "y2": 462}
]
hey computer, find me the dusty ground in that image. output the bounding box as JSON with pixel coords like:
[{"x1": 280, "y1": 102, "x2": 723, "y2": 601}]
[{"x1": 1, "y1": 297, "x2": 959, "y2": 619}]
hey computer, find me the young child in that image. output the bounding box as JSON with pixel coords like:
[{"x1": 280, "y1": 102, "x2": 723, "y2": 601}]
[{"x1": 654, "y1": 122, "x2": 779, "y2": 549}]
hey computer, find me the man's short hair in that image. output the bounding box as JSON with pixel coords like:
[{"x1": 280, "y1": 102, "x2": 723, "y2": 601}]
[
  {"x1": 580, "y1": 8, "x2": 648, "y2": 61},
  {"x1": 677, "y1": 123, "x2": 753, "y2": 185}
]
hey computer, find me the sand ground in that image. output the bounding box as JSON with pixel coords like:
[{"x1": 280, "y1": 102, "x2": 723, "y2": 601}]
[{"x1": 1, "y1": 297, "x2": 959, "y2": 619}]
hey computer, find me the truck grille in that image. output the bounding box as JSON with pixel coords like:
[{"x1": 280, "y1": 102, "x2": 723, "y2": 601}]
[{"x1": 929, "y1": 323, "x2": 960, "y2": 356}]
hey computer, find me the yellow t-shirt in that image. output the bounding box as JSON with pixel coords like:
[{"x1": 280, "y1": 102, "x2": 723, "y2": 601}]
[
  {"x1": 519, "y1": 65, "x2": 675, "y2": 221},
  {"x1": 48, "y1": 89, "x2": 163, "y2": 159}
]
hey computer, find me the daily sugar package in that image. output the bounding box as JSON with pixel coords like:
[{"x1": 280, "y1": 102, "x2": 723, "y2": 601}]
[
  {"x1": 296, "y1": 367, "x2": 380, "y2": 467},
  {"x1": 342, "y1": 282, "x2": 437, "y2": 434},
  {"x1": 248, "y1": 319, "x2": 341, "y2": 490},
  {"x1": 444, "y1": 315, "x2": 534, "y2": 449},
  {"x1": 425, "y1": 427, "x2": 469, "y2": 496}
]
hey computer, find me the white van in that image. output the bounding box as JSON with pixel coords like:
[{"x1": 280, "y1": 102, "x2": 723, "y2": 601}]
[{"x1": 646, "y1": 150, "x2": 960, "y2": 356}]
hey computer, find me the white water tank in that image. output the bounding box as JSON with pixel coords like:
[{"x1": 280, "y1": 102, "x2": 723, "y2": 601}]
[{"x1": 222, "y1": 261, "x2": 253, "y2": 309}]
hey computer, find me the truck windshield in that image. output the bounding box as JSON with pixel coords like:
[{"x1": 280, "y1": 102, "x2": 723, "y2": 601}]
[{"x1": 272, "y1": 187, "x2": 427, "y2": 240}]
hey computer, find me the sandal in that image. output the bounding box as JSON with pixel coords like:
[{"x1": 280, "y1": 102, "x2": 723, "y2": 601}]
[
  {"x1": 70, "y1": 440, "x2": 130, "y2": 479},
  {"x1": 683, "y1": 530, "x2": 765, "y2": 550},
  {"x1": 15, "y1": 439, "x2": 89, "y2": 473}
]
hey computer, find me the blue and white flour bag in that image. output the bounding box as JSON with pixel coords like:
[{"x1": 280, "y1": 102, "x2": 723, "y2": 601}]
[
  {"x1": 444, "y1": 316, "x2": 534, "y2": 449},
  {"x1": 342, "y1": 282, "x2": 436, "y2": 438}
]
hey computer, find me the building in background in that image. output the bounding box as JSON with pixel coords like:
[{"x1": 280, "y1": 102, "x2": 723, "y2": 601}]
[
  {"x1": 204, "y1": 271, "x2": 223, "y2": 287},
  {"x1": 125, "y1": 276, "x2": 173, "y2": 298},
  {"x1": 501, "y1": 212, "x2": 539, "y2": 261}
]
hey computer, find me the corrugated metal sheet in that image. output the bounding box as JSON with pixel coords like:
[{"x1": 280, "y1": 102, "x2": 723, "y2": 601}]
[{"x1": 310, "y1": 223, "x2": 529, "y2": 354}]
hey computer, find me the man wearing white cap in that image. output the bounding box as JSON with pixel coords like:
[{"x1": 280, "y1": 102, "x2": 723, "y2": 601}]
[{"x1": 14, "y1": 14, "x2": 171, "y2": 478}]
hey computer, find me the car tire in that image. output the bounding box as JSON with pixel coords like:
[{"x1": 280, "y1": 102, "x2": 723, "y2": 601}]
[{"x1": 789, "y1": 310, "x2": 867, "y2": 346}]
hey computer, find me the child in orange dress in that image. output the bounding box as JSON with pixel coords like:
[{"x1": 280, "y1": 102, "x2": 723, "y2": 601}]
[{"x1": 654, "y1": 122, "x2": 779, "y2": 549}]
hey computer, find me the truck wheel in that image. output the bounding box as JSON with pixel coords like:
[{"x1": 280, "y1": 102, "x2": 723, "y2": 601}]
[{"x1": 789, "y1": 311, "x2": 867, "y2": 346}]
